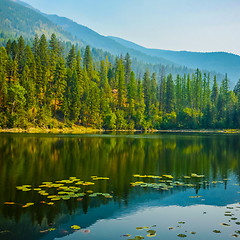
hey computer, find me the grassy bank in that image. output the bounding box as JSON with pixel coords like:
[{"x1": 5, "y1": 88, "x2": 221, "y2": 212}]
[
  {"x1": 0, "y1": 126, "x2": 101, "y2": 134},
  {"x1": 0, "y1": 127, "x2": 240, "y2": 134}
]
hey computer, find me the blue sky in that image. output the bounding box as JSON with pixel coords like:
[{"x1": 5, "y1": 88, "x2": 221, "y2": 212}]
[{"x1": 22, "y1": 0, "x2": 240, "y2": 55}]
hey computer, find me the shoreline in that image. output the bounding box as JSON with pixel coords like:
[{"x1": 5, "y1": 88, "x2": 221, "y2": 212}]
[{"x1": 0, "y1": 128, "x2": 239, "y2": 134}]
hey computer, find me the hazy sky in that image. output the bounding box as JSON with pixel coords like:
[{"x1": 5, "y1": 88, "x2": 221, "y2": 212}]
[{"x1": 22, "y1": 0, "x2": 240, "y2": 55}]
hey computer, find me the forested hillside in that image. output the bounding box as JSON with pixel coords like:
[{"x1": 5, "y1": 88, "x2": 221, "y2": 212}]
[
  {"x1": 0, "y1": 0, "x2": 77, "y2": 42},
  {"x1": 0, "y1": 34, "x2": 240, "y2": 130}
]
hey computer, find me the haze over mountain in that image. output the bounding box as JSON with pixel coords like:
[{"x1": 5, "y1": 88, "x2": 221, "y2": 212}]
[
  {"x1": 0, "y1": 0, "x2": 77, "y2": 42},
  {"x1": 1, "y1": 0, "x2": 240, "y2": 86}
]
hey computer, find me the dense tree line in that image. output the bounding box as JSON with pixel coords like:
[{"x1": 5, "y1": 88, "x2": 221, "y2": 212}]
[{"x1": 0, "y1": 34, "x2": 240, "y2": 130}]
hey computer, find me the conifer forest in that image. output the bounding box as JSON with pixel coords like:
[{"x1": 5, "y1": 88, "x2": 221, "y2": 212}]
[{"x1": 1, "y1": 34, "x2": 240, "y2": 130}]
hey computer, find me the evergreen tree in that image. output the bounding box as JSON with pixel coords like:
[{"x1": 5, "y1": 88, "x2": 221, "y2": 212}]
[
  {"x1": 116, "y1": 59, "x2": 126, "y2": 110},
  {"x1": 127, "y1": 71, "x2": 137, "y2": 118},
  {"x1": 83, "y1": 45, "x2": 93, "y2": 78},
  {"x1": 151, "y1": 72, "x2": 158, "y2": 106},
  {"x1": 211, "y1": 75, "x2": 219, "y2": 105},
  {"x1": 124, "y1": 53, "x2": 132, "y2": 84},
  {"x1": 66, "y1": 45, "x2": 76, "y2": 70},
  {"x1": 32, "y1": 34, "x2": 39, "y2": 59},
  {"x1": 53, "y1": 58, "x2": 66, "y2": 116},
  {"x1": 143, "y1": 68, "x2": 151, "y2": 114},
  {"x1": 166, "y1": 74, "x2": 175, "y2": 113},
  {"x1": 159, "y1": 76, "x2": 167, "y2": 112}
]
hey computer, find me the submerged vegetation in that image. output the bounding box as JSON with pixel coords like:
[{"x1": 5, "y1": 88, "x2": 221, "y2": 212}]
[{"x1": 0, "y1": 34, "x2": 240, "y2": 130}]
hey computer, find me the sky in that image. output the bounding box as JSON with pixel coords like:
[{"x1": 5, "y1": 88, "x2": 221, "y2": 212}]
[{"x1": 22, "y1": 0, "x2": 240, "y2": 55}]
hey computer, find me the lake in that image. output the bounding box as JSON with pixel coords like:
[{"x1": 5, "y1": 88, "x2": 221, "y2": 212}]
[{"x1": 0, "y1": 133, "x2": 240, "y2": 240}]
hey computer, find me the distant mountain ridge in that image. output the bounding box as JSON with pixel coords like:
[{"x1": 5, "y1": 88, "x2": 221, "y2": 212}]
[
  {"x1": 109, "y1": 36, "x2": 240, "y2": 86},
  {"x1": 1, "y1": 0, "x2": 240, "y2": 86}
]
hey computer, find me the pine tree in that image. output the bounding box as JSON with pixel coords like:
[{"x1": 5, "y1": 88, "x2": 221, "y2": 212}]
[
  {"x1": 159, "y1": 76, "x2": 167, "y2": 113},
  {"x1": 124, "y1": 53, "x2": 132, "y2": 84},
  {"x1": 66, "y1": 45, "x2": 76, "y2": 70},
  {"x1": 0, "y1": 47, "x2": 8, "y2": 114},
  {"x1": 151, "y1": 72, "x2": 158, "y2": 106},
  {"x1": 83, "y1": 45, "x2": 93, "y2": 78},
  {"x1": 116, "y1": 59, "x2": 126, "y2": 110},
  {"x1": 186, "y1": 73, "x2": 192, "y2": 107},
  {"x1": 11, "y1": 40, "x2": 18, "y2": 60},
  {"x1": 53, "y1": 58, "x2": 66, "y2": 116},
  {"x1": 69, "y1": 70, "x2": 81, "y2": 122},
  {"x1": 166, "y1": 74, "x2": 175, "y2": 113},
  {"x1": 32, "y1": 34, "x2": 39, "y2": 59},
  {"x1": 211, "y1": 75, "x2": 218, "y2": 105},
  {"x1": 127, "y1": 71, "x2": 137, "y2": 117},
  {"x1": 17, "y1": 36, "x2": 25, "y2": 74},
  {"x1": 6, "y1": 39, "x2": 11, "y2": 56},
  {"x1": 143, "y1": 68, "x2": 151, "y2": 114},
  {"x1": 233, "y1": 79, "x2": 240, "y2": 98},
  {"x1": 175, "y1": 74, "x2": 182, "y2": 111},
  {"x1": 135, "y1": 79, "x2": 145, "y2": 129}
]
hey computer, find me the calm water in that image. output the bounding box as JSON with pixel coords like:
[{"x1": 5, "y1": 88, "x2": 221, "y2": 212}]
[{"x1": 0, "y1": 133, "x2": 240, "y2": 240}]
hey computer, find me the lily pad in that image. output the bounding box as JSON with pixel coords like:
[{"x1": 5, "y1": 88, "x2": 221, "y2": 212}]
[
  {"x1": 147, "y1": 230, "x2": 156, "y2": 235},
  {"x1": 71, "y1": 225, "x2": 81, "y2": 230},
  {"x1": 220, "y1": 223, "x2": 230, "y2": 227},
  {"x1": 146, "y1": 233, "x2": 156, "y2": 237},
  {"x1": 177, "y1": 234, "x2": 187, "y2": 238},
  {"x1": 134, "y1": 236, "x2": 144, "y2": 240}
]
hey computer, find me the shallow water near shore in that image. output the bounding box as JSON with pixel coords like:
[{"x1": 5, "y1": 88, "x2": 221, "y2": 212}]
[{"x1": 0, "y1": 132, "x2": 240, "y2": 240}]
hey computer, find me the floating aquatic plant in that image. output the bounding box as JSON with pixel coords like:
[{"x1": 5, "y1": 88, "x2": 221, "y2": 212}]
[
  {"x1": 71, "y1": 225, "x2": 81, "y2": 230},
  {"x1": 177, "y1": 234, "x2": 187, "y2": 238}
]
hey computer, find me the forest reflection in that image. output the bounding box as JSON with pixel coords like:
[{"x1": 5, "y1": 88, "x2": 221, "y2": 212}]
[{"x1": 0, "y1": 133, "x2": 239, "y2": 227}]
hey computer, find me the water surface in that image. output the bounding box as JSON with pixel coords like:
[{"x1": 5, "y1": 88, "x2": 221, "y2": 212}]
[{"x1": 0, "y1": 133, "x2": 240, "y2": 240}]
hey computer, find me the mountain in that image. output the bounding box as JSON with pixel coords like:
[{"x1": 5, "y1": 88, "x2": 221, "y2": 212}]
[
  {"x1": 1, "y1": 0, "x2": 239, "y2": 86},
  {"x1": 44, "y1": 14, "x2": 175, "y2": 66},
  {"x1": 0, "y1": 0, "x2": 78, "y2": 42},
  {"x1": 109, "y1": 36, "x2": 240, "y2": 85},
  {"x1": 44, "y1": 12, "x2": 239, "y2": 86}
]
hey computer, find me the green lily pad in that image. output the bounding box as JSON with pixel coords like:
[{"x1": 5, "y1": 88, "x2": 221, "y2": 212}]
[
  {"x1": 220, "y1": 223, "x2": 231, "y2": 227},
  {"x1": 134, "y1": 236, "x2": 144, "y2": 240},
  {"x1": 147, "y1": 230, "x2": 156, "y2": 235},
  {"x1": 224, "y1": 213, "x2": 233, "y2": 216},
  {"x1": 146, "y1": 233, "x2": 156, "y2": 237},
  {"x1": 177, "y1": 234, "x2": 187, "y2": 238}
]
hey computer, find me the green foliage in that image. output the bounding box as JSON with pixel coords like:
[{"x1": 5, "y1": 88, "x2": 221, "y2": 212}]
[{"x1": 0, "y1": 34, "x2": 240, "y2": 130}]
